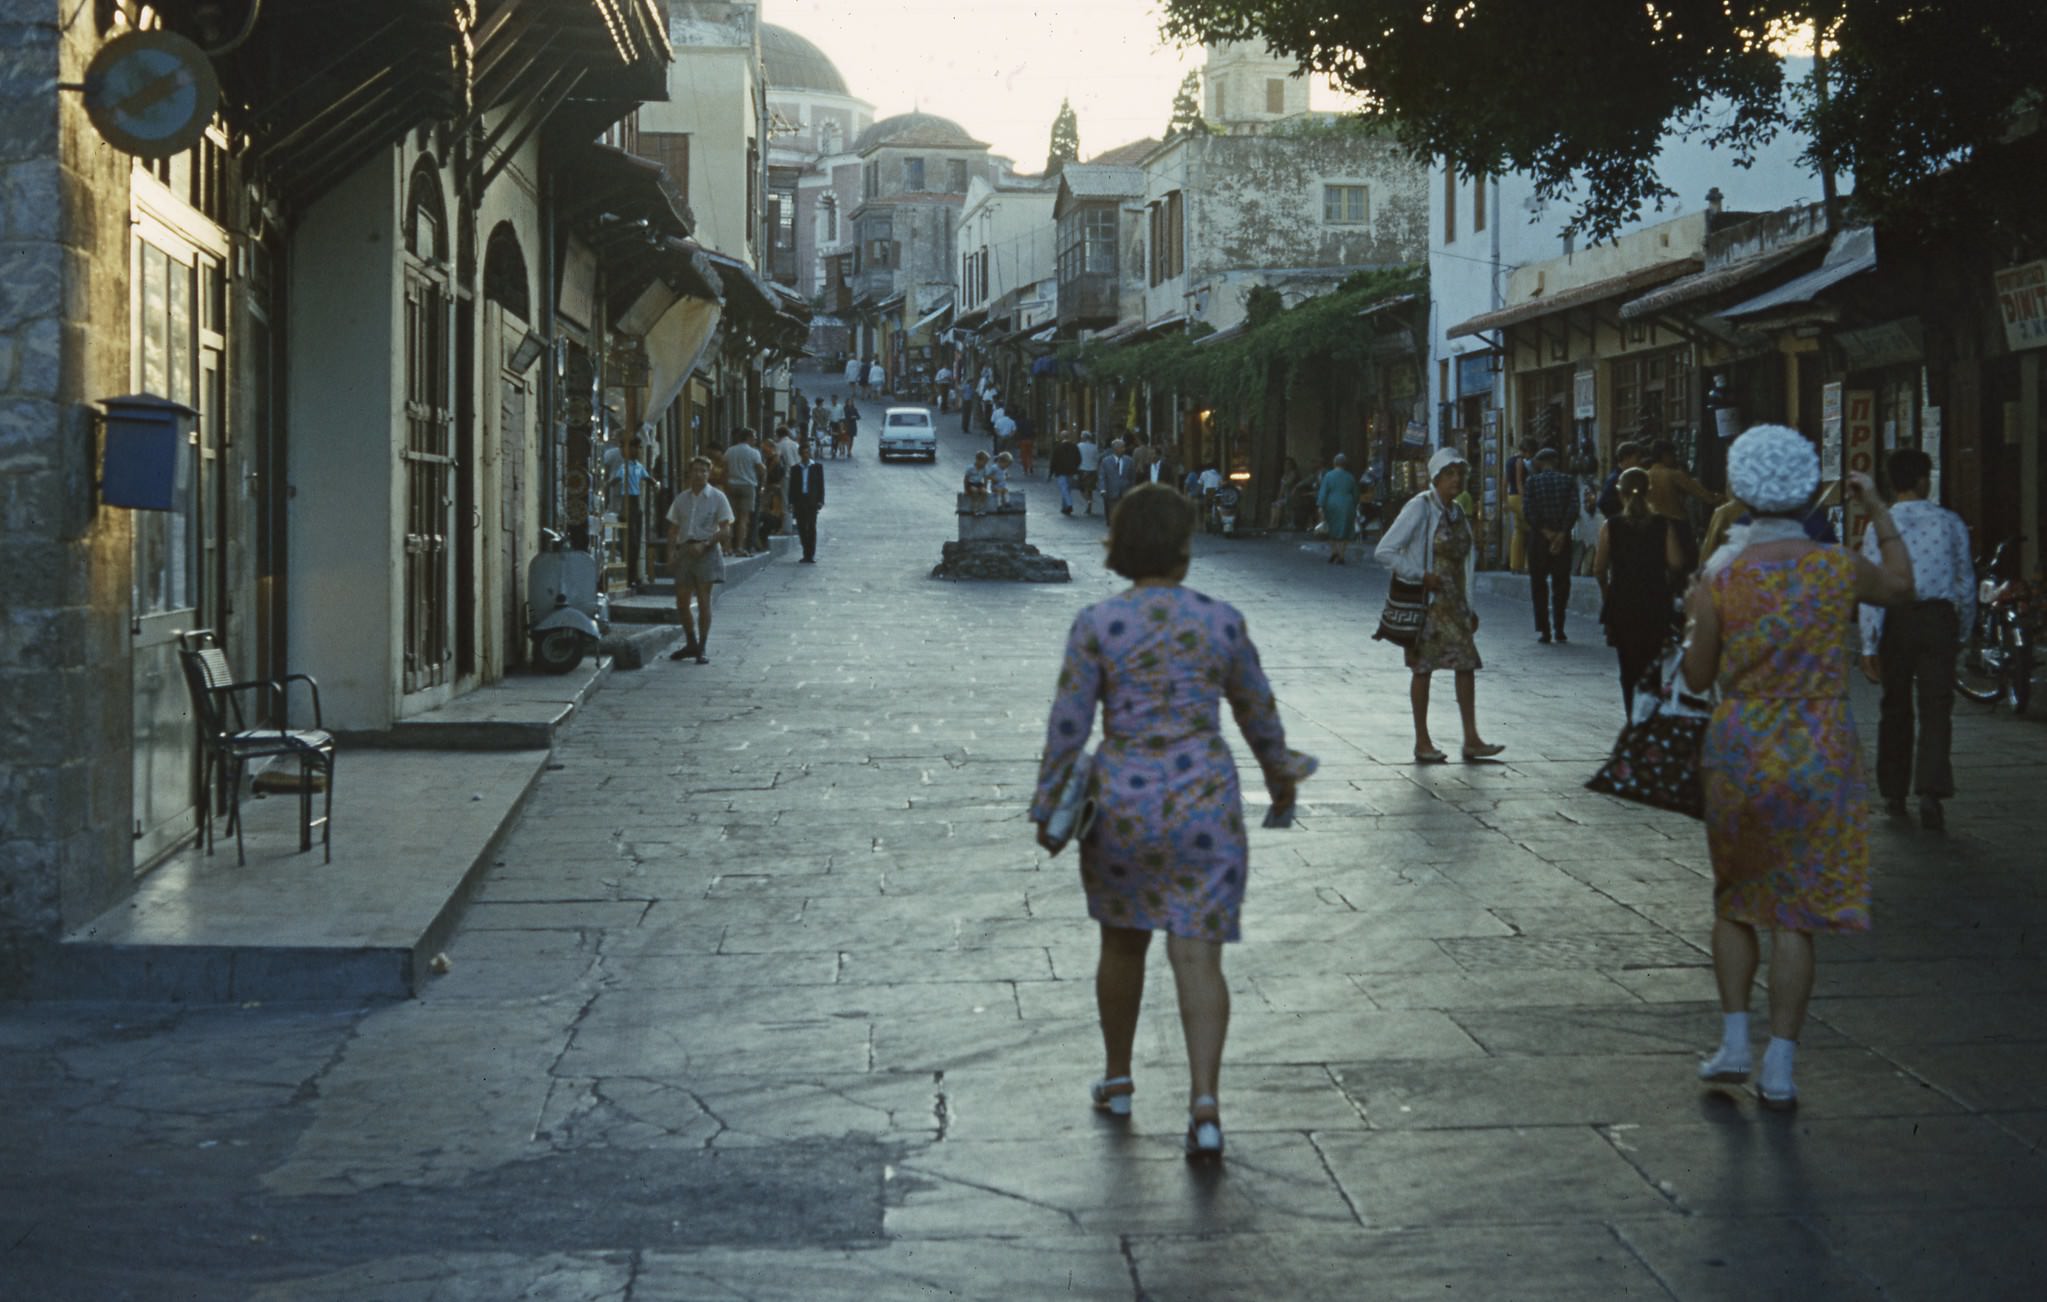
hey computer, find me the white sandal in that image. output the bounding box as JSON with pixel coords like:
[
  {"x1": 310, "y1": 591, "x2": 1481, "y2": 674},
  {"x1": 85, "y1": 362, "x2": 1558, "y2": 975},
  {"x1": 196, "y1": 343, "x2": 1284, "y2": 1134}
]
[
  {"x1": 1697, "y1": 1045, "x2": 1752, "y2": 1084},
  {"x1": 1185, "y1": 1094, "x2": 1223, "y2": 1160},
  {"x1": 1090, "y1": 1076, "x2": 1134, "y2": 1118}
]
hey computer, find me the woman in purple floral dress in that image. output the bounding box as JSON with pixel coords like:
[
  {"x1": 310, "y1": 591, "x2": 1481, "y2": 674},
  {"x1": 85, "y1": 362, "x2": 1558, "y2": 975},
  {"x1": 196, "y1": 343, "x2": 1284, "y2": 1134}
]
[{"x1": 1031, "y1": 486, "x2": 1315, "y2": 1159}]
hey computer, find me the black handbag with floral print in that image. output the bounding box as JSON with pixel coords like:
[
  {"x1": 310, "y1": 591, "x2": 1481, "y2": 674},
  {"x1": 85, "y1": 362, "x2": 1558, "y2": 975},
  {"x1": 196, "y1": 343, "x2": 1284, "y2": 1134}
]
[{"x1": 1586, "y1": 650, "x2": 1711, "y2": 819}]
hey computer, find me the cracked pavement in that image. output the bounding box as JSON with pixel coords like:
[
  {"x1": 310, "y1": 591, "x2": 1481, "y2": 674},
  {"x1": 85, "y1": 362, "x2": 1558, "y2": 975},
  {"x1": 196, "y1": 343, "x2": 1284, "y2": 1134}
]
[{"x1": 5, "y1": 396, "x2": 2047, "y2": 1299}]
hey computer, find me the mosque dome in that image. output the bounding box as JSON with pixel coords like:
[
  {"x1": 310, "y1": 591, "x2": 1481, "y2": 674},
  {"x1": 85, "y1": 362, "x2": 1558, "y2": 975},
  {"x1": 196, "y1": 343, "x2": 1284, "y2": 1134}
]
[
  {"x1": 761, "y1": 24, "x2": 851, "y2": 96},
  {"x1": 855, "y1": 111, "x2": 986, "y2": 154}
]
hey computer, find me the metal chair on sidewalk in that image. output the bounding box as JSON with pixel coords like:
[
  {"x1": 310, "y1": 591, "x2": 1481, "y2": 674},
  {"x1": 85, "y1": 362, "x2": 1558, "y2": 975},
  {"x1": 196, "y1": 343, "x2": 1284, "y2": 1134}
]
[{"x1": 177, "y1": 630, "x2": 336, "y2": 865}]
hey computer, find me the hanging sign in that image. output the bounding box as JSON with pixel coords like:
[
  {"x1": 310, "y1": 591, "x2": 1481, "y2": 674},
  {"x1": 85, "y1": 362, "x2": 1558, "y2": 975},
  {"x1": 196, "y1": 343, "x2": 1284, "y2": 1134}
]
[{"x1": 82, "y1": 31, "x2": 220, "y2": 159}]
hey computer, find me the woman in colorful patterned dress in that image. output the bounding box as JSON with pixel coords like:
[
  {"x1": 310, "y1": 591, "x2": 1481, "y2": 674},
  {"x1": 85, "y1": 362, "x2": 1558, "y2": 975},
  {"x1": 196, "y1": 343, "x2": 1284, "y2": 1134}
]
[
  {"x1": 1031, "y1": 485, "x2": 1315, "y2": 1160},
  {"x1": 1682, "y1": 426, "x2": 1915, "y2": 1109},
  {"x1": 1375, "y1": 447, "x2": 1505, "y2": 763}
]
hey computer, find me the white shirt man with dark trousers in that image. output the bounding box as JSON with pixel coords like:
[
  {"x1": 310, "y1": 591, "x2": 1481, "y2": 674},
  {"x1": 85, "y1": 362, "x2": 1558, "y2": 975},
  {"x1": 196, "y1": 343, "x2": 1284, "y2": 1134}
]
[
  {"x1": 1860, "y1": 447, "x2": 1975, "y2": 831},
  {"x1": 665, "y1": 456, "x2": 734, "y2": 665}
]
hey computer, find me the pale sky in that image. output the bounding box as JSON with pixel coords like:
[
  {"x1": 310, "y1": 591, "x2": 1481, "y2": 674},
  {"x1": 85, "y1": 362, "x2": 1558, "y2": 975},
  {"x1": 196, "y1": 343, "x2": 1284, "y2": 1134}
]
[{"x1": 764, "y1": 0, "x2": 1349, "y2": 167}]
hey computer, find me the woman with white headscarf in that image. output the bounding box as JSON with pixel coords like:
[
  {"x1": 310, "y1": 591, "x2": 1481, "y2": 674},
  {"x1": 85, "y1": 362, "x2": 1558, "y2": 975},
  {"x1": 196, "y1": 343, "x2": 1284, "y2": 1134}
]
[
  {"x1": 1683, "y1": 424, "x2": 1914, "y2": 1109},
  {"x1": 1376, "y1": 446, "x2": 1504, "y2": 763}
]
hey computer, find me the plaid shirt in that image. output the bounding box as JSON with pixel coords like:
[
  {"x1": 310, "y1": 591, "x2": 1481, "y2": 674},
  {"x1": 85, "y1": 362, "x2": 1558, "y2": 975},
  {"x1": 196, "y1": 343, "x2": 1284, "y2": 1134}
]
[{"x1": 1523, "y1": 468, "x2": 1581, "y2": 532}]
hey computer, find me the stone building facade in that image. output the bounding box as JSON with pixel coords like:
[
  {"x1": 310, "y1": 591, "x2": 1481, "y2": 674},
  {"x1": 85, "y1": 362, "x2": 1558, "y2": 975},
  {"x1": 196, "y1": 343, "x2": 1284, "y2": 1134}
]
[
  {"x1": 0, "y1": 0, "x2": 695, "y2": 993},
  {"x1": 1, "y1": 0, "x2": 138, "y2": 985}
]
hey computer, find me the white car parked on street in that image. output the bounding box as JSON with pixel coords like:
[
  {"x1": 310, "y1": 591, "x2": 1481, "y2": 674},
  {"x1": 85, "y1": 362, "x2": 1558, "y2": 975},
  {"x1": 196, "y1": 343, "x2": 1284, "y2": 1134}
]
[{"x1": 878, "y1": 407, "x2": 938, "y2": 462}]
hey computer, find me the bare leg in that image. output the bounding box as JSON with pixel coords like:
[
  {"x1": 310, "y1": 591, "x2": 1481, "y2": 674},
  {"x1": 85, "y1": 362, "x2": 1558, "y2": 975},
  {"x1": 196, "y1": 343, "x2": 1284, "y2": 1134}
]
[
  {"x1": 1455, "y1": 670, "x2": 1486, "y2": 747},
  {"x1": 674, "y1": 586, "x2": 696, "y2": 646},
  {"x1": 1410, "y1": 672, "x2": 1434, "y2": 751},
  {"x1": 1767, "y1": 929, "x2": 1815, "y2": 1040},
  {"x1": 1711, "y1": 917, "x2": 1760, "y2": 1012},
  {"x1": 1096, "y1": 924, "x2": 1152, "y2": 1080},
  {"x1": 693, "y1": 586, "x2": 714, "y2": 651},
  {"x1": 1165, "y1": 933, "x2": 1229, "y2": 1112}
]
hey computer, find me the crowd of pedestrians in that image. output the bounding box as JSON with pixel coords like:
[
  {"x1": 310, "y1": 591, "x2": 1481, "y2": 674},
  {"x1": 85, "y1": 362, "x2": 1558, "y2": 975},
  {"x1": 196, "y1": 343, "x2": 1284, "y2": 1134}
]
[{"x1": 1026, "y1": 419, "x2": 1949, "y2": 1161}]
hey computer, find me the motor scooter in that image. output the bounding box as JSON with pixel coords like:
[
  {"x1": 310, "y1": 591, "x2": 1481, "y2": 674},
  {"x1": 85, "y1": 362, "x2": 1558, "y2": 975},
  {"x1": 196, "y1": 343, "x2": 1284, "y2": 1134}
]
[
  {"x1": 528, "y1": 529, "x2": 608, "y2": 674},
  {"x1": 1956, "y1": 536, "x2": 2037, "y2": 714}
]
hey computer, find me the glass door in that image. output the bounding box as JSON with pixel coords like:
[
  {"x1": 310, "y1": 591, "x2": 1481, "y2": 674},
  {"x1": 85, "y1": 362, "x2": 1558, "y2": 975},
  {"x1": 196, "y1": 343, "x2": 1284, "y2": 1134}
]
[{"x1": 130, "y1": 219, "x2": 227, "y2": 869}]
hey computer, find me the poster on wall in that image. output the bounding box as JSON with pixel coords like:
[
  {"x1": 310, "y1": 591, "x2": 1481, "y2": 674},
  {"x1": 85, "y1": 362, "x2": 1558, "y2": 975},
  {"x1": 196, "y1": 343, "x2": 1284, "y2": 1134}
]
[
  {"x1": 1993, "y1": 260, "x2": 2047, "y2": 352},
  {"x1": 1573, "y1": 369, "x2": 1596, "y2": 420},
  {"x1": 1821, "y1": 381, "x2": 1844, "y2": 471},
  {"x1": 1843, "y1": 389, "x2": 1876, "y2": 544}
]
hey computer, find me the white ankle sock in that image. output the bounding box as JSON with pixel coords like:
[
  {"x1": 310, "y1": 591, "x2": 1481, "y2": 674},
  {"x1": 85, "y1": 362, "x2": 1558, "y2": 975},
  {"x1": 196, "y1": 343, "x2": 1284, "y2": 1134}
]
[
  {"x1": 1761, "y1": 1036, "x2": 1796, "y2": 1089},
  {"x1": 1720, "y1": 1012, "x2": 1751, "y2": 1056}
]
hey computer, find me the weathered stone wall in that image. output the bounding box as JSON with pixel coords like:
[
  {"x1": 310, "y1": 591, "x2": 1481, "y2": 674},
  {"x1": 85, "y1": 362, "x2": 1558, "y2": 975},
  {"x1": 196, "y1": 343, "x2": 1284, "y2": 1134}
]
[
  {"x1": 1192, "y1": 131, "x2": 1431, "y2": 277},
  {"x1": 1, "y1": 1, "x2": 137, "y2": 990}
]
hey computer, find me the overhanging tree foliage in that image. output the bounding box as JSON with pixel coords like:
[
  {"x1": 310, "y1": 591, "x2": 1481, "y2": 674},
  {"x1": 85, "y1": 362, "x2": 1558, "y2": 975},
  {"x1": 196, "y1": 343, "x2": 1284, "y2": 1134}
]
[
  {"x1": 1158, "y1": 1, "x2": 2047, "y2": 241},
  {"x1": 1045, "y1": 99, "x2": 1081, "y2": 177}
]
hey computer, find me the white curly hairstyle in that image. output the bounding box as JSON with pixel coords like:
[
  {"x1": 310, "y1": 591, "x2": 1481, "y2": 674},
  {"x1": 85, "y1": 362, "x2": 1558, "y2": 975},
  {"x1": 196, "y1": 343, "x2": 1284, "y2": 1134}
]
[{"x1": 1726, "y1": 423, "x2": 1820, "y2": 515}]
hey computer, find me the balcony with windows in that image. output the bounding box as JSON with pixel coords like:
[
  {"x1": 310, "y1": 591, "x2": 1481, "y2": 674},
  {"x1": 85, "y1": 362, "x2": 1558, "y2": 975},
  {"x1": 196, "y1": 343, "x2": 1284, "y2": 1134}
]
[{"x1": 1055, "y1": 204, "x2": 1122, "y2": 327}]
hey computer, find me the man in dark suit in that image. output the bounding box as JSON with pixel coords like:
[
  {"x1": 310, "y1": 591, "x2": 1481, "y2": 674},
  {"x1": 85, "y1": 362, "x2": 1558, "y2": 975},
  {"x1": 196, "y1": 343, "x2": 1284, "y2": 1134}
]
[{"x1": 788, "y1": 439, "x2": 826, "y2": 563}]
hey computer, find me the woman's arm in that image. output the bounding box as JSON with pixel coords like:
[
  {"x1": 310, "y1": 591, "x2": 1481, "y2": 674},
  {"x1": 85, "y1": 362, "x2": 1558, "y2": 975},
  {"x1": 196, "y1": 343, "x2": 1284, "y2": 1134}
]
[
  {"x1": 1374, "y1": 495, "x2": 1427, "y2": 581},
  {"x1": 1681, "y1": 582, "x2": 1721, "y2": 693},
  {"x1": 1223, "y1": 614, "x2": 1313, "y2": 806},
  {"x1": 1663, "y1": 519, "x2": 1684, "y2": 575},
  {"x1": 1029, "y1": 613, "x2": 1102, "y2": 827},
  {"x1": 1847, "y1": 472, "x2": 1915, "y2": 607},
  {"x1": 1594, "y1": 520, "x2": 1614, "y2": 602}
]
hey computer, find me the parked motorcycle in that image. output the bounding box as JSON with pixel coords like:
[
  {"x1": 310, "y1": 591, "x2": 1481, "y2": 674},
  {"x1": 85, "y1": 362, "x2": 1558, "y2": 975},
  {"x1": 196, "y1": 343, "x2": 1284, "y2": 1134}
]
[
  {"x1": 1955, "y1": 537, "x2": 2037, "y2": 714},
  {"x1": 528, "y1": 529, "x2": 608, "y2": 674}
]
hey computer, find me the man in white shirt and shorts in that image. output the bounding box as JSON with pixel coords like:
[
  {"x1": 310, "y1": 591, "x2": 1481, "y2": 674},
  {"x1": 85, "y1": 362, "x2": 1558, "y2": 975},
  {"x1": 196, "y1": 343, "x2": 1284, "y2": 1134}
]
[{"x1": 666, "y1": 456, "x2": 734, "y2": 664}]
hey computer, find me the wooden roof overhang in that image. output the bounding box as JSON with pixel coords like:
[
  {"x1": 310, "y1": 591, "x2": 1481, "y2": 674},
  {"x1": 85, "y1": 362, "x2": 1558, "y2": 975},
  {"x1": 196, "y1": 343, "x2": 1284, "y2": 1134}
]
[{"x1": 151, "y1": 0, "x2": 672, "y2": 210}]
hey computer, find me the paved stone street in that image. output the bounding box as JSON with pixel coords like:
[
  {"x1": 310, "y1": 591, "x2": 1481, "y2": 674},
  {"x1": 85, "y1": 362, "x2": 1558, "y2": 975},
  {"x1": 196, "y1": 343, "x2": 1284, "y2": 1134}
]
[{"x1": 5, "y1": 409, "x2": 2046, "y2": 1300}]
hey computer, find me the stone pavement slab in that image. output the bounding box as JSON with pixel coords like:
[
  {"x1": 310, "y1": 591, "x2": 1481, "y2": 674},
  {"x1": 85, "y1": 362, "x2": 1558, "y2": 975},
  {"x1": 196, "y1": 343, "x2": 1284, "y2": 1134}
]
[{"x1": 7, "y1": 390, "x2": 2047, "y2": 1297}]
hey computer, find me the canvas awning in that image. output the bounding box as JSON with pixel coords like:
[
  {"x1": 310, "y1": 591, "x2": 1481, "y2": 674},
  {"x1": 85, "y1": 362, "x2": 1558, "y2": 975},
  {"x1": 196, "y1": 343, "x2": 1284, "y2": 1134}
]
[
  {"x1": 1089, "y1": 317, "x2": 1145, "y2": 346},
  {"x1": 1445, "y1": 260, "x2": 1702, "y2": 339},
  {"x1": 637, "y1": 297, "x2": 723, "y2": 438},
  {"x1": 1718, "y1": 228, "x2": 1877, "y2": 319},
  {"x1": 912, "y1": 301, "x2": 953, "y2": 333}
]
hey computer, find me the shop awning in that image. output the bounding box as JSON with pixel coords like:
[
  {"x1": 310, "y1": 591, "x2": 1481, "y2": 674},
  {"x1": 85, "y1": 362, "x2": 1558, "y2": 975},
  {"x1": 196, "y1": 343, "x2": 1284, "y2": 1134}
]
[
  {"x1": 1028, "y1": 325, "x2": 1058, "y2": 344},
  {"x1": 558, "y1": 143, "x2": 693, "y2": 239},
  {"x1": 1193, "y1": 321, "x2": 1246, "y2": 348},
  {"x1": 1445, "y1": 259, "x2": 1702, "y2": 339},
  {"x1": 1620, "y1": 234, "x2": 1831, "y2": 321},
  {"x1": 912, "y1": 301, "x2": 954, "y2": 333},
  {"x1": 1089, "y1": 317, "x2": 1145, "y2": 345},
  {"x1": 1355, "y1": 291, "x2": 1421, "y2": 320},
  {"x1": 701, "y1": 250, "x2": 808, "y2": 349},
  {"x1": 1718, "y1": 227, "x2": 1877, "y2": 319},
  {"x1": 638, "y1": 297, "x2": 724, "y2": 438}
]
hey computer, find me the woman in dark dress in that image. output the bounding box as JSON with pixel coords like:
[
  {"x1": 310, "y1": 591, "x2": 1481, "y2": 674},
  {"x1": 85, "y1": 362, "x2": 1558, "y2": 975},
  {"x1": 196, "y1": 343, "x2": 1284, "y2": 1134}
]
[{"x1": 1595, "y1": 466, "x2": 1684, "y2": 717}]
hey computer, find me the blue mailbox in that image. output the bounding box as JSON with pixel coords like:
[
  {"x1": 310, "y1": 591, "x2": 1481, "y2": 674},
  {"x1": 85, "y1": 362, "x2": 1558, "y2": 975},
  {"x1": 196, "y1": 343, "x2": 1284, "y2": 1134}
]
[{"x1": 100, "y1": 393, "x2": 198, "y2": 510}]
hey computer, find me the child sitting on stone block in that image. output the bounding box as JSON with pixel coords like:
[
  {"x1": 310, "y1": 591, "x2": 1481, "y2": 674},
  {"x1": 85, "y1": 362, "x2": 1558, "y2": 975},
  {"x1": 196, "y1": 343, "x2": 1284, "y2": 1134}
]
[
  {"x1": 964, "y1": 452, "x2": 992, "y2": 515},
  {"x1": 991, "y1": 452, "x2": 1014, "y2": 510}
]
